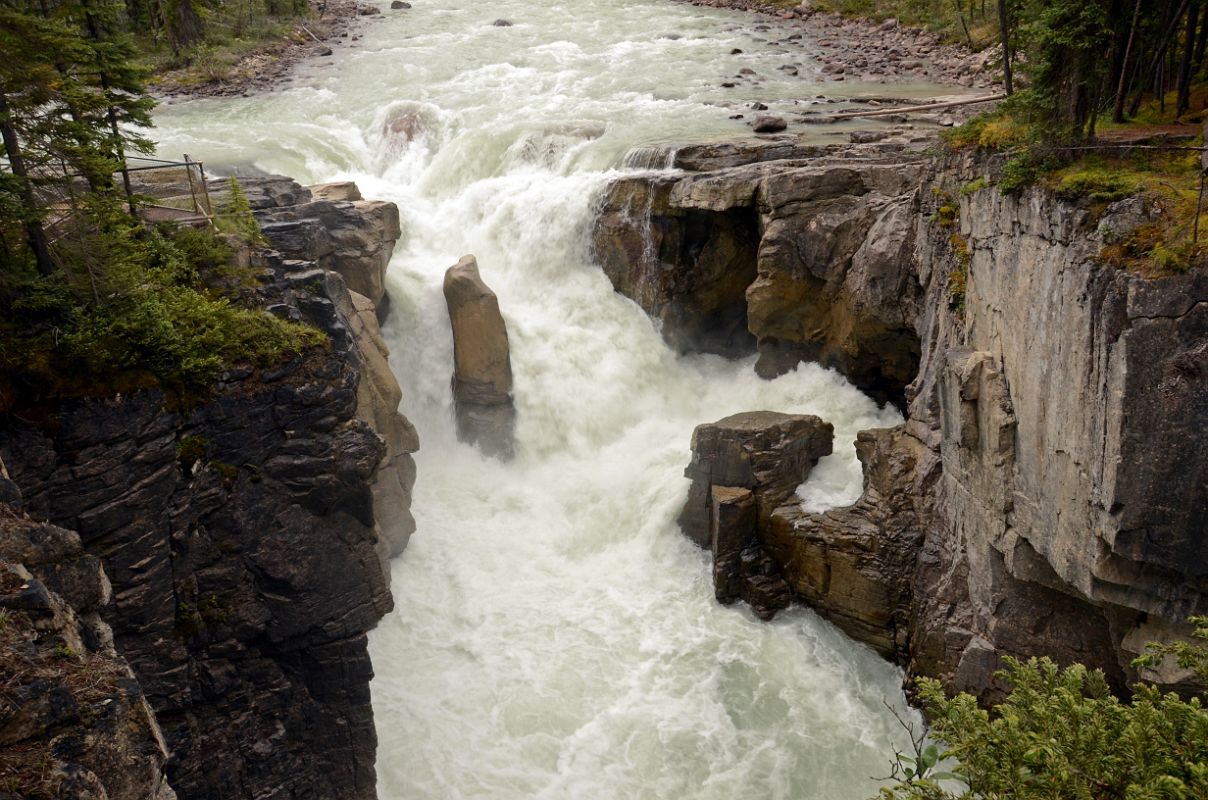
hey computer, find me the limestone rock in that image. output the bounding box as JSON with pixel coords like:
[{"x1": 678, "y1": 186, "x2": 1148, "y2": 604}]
[
  {"x1": 752, "y1": 115, "x2": 788, "y2": 133},
  {"x1": 591, "y1": 175, "x2": 760, "y2": 357},
  {"x1": 679, "y1": 412, "x2": 833, "y2": 619},
  {"x1": 240, "y1": 176, "x2": 402, "y2": 316},
  {"x1": 602, "y1": 140, "x2": 1208, "y2": 699},
  {"x1": 327, "y1": 274, "x2": 419, "y2": 561},
  {"x1": 310, "y1": 181, "x2": 364, "y2": 201},
  {"x1": 443, "y1": 255, "x2": 516, "y2": 460},
  {"x1": 591, "y1": 147, "x2": 927, "y2": 408}
]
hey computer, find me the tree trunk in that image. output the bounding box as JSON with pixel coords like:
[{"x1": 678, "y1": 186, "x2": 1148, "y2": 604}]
[
  {"x1": 1114, "y1": 0, "x2": 1144, "y2": 122},
  {"x1": 1177, "y1": 1, "x2": 1201, "y2": 115},
  {"x1": 997, "y1": 0, "x2": 1013, "y2": 95},
  {"x1": 0, "y1": 92, "x2": 55, "y2": 276}
]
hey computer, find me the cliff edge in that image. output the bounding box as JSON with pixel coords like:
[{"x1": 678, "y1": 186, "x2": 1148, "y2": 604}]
[
  {"x1": 0, "y1": 179, "x2": 414, "y2": 799},
  {"x1": 594, "y1": 140, "x2": 1208, "y2": 699}
]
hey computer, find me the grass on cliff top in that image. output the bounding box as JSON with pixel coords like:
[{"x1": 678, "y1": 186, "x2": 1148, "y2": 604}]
[{"x1": 943, "y1": 94, "x2": 1208, "y2": 275}]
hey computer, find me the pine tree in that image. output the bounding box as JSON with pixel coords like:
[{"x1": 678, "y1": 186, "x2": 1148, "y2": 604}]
[{"x1": 0, "y1": 0, "x2": 155, "y2": 275}]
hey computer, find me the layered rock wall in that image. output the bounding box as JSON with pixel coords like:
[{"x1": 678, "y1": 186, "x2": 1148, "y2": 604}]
[
  {"x1": 0, "y1": 182, "x2": 415, "y2": 799},
  {"x1": 679, "y1": 412, "x2": 833, "y2": 619},
  {"x1": 595, "y1": 142, "x2": 1208, "y2": 698},
  {"x1": 0, "y1": 470, "x2": 176, "y2": 800}
]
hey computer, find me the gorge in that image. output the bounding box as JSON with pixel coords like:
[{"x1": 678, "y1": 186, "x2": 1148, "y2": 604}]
[{"x1": 2, "y1": 0, "x2": 1205, "y2": 798}]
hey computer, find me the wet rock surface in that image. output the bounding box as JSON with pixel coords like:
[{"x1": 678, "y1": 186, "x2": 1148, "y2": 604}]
[
  {"x1": 443, "y1": 255, "x2": 517, "y2": 460},
  {"x1": 594, "y1": 142, "x2": 926, "y2": 408},
  {"x1": 623, "y1": 140, "x2": 1208, "y2": 699},
  {"x1": 679, "y1": 412, "x2": 833, "y2": 619},
  {"x1": 223, "y1": 175, "x2": 402, "y2": 318},
  {"x1": 0, "y1": 183, "x2": 415, "y2": 800}
]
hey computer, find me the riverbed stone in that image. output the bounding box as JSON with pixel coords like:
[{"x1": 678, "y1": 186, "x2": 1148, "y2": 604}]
[{"x1": 752, "y1": 115, "x2": 788, "y2": 133}]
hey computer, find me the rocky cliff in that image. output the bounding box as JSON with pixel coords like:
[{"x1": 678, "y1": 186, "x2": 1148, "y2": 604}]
[
  {"x1": 593, "y1": 141, "x2": 1208, "y2": 698},
  {"x1": 0, "y1": 469, "x2": 175, "y2": 800},
  {"x1": 0, "y1": 180, "x2": 415, "y2": 799}
]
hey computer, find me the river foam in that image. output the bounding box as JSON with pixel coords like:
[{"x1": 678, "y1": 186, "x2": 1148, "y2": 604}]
[{"x1": 151, "y1": 0, "x2": 937, "y2": 796}]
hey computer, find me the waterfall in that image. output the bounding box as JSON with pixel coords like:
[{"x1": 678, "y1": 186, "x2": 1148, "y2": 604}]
[{"x1": 148, "y1": 0, "x2": 954, "y2": 795}]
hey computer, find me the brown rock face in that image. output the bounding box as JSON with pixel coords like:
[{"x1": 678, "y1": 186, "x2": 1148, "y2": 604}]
[
  {"x1": 591, "y1": 147, "x2": 923, "y2": 408},
  {"x1": 679, "y1": 412, "x2": 833, "y2": 619},
  {"x1": 443, "y1": 255, "x2": 516, "y2": 460},
  {"x1": 763, "y1": 425, "x2": 935, "y2": 658},
  {"x1": 231, "y1": 176, "x2": 402, "y2": 320},
  {"x1": 592, "y1": 175, "x2": 760, "y2": 357},
  {"x1": 603, "y1": 139, "x2": 1208, "y2": 701}
]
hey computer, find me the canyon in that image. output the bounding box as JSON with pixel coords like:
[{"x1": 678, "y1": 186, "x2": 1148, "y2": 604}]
[{"x1": 3, "y1": 0, "x2": 1206, "y2": 797}]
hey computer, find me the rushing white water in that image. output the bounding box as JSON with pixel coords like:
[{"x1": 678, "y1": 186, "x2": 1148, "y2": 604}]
[{"x1": 150, "y1": 0, "x2": 951, "y2": 796}]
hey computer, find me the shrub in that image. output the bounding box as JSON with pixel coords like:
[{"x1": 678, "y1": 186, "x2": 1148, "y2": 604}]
[
  {"x1": 0, "y1": 196, "x2": 325, "y2": 408},
  {"x1": 874, "y1": 619, "x2": 1208, "y2": 800}
]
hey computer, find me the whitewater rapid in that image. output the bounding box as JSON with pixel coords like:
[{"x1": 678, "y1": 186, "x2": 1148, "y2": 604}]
[{"x1": 151, "y1": 0, "x2": 951, "y2": 796}]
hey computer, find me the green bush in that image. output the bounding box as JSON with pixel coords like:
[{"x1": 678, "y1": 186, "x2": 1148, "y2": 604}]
[
  {"x1": 0, "y1": 194, "x2": 325, "y2": 406},
  {"x1": 875, "y1": 619, "x2": 1208, "y2": 800}
]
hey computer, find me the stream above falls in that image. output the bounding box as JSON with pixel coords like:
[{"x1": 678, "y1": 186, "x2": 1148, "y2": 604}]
[{"x1": 149, "y1": 1, "x2": 960, "y2": 796}]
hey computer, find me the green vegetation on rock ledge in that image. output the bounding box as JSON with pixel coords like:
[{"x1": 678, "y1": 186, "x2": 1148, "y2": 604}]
[
  {"x1": 0, "y1": 0, "x2": 325, "y2": 409},
  {"x1": 877, "y1": 619, "x2": 1208, "y2": 800}
]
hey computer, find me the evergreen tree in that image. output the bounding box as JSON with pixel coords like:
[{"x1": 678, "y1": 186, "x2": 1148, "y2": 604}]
[{"x1": 0, "y1": 0, "x2": 154, "y2": 275}]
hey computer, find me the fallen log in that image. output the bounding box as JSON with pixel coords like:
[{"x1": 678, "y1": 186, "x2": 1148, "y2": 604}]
[{"x1": 827, "y1": 93, "x2": 1008, "y2": 121}]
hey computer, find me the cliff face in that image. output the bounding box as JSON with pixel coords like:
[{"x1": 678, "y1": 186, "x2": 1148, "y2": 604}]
[
  {"x1": 0, "y1": 181, "x2": 415, "y2": 799},
  {"x1": 0, "y1": 472, "x2": 175, "y2": 800},
  {"x1": 593, "y1": 142, "x2": 1208, "y2": 698}
]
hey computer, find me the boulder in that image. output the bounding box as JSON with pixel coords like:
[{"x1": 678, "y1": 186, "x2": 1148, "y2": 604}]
[
  {"x1": 679, "y1": 411, "x2": 833, "y2": 619},
  {"x1": 442, "y1": 256, "x2": 516, "y2": 460},
  {"x1": 310, "y1": 181, "x2": 363, "y2": 202},
  {"x1": 753, "y1": 116, "x2": 788, "y2": 133}
]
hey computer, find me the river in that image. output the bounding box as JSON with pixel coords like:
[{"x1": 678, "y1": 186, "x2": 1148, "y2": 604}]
[{"x1": 151, "y1": 1, "x2": 948, "y2": 797}]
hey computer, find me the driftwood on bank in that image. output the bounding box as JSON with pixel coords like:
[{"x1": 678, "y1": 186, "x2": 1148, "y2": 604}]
[{"x1": 827, "y1": 93, "x2": 1008, "y2": 121}]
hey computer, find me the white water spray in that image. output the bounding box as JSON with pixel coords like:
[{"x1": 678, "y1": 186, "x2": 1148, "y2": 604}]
[{"x1": 151, "y1": 1, "x2": 947, "y2": 796}]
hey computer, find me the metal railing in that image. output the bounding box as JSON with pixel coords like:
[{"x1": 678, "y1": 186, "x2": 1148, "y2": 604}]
[{"x1": 123, "y1": 154, "x2": 215, "y2": 226}]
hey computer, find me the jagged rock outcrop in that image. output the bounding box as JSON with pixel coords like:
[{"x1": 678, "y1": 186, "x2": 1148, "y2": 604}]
[
  {"x1": 0, "y1": 474, "x2": 175, "y2": 800},
  {"x1": 442, "y1": 255, "x2": 516, "y2": 460},
  {"x1": 216, "y1": 175, "x2": 402, "y2": 319},
  {"x1": 0, "y1": 183, "x2": 416, "y2": 799},
  {"x1": 763, "y1": 426, "x2": 936, "y2": 657},
  {"x1": 679, "y1": 412, "x2": 833, "y2": 619},
  {"x1": 601, "y1": 140, "x2": 1208, "y2": 699},
  {"x1": 593, "y1": 145, "x2": 925, "y2": 407},
  {"x1": 227, "y1": 175, "x2": 418, "y2": 557}
]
